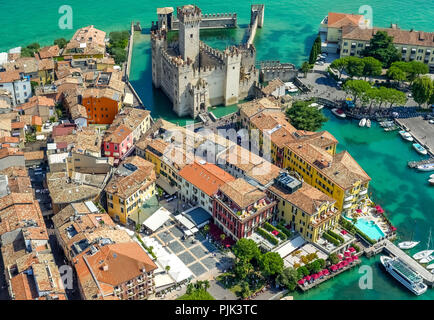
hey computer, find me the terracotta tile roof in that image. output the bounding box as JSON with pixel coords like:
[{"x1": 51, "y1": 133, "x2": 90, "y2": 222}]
[
  {"x1": 239, "y1": 97, "x2": 281, "y2": 119},
  {"x1": 0, "y1": 136, "x2": 19, "y2": 144},
  {"x1": 105, "y1": 156, "x2": 156, "y2": 199},
  {"x1": 81, "y1": 242, "x2": 156, "y2": 283},
  {"x1": 0, "y1": 148, "x2": 24, "y2": 160},
  {"x1": 110, "y1": 107, "x2": 151, "y2": 133},
  {"x1": 23, "y1": 151, "x2": 45, "y2": 161},
  {"x1": 54, "y1": 127, "x2": 101, "y2": 155},
  {"x1": 71, "y1": 25, "x2": 106, "y2": 47},
  {"x1": 18, "y1": 96, "x2": 56, "y2": 111},
  {"x1": 52, "y1": 123, "x2": 77, "y2": 137},
  {"x1": 327, "y1": 12, "x2": 363, "y2": 28},
  {"x1": 10, "y1": 273, "x2": 38, "y2": 300},
  {"x1": 261, "y1": 78, "x2": 285, "y2": 96},
  {"x1": 38, "y1": 58, "x2": 55, "y2": 71},
  {"x1": 179, "y1": 161, "x2": 235, "y2": 196},
  {"x1": 11, "y1": 121, "x2": 25, "y2": 129},
  {"x1": 103, "y1": 125, "x2": 131, "y2": 144},
  {"x1": 269, "y1": 182, "x2": 336, "y2": 215},
  {"x1": 37, "y1": 45, "x2": 60, "y2": 59},
  {"x1": 219, "y1": 178, "x2": 266, "y2": 209},
  {"x1": 70, "y1": 104, "x2": 87, "y2": 120},
  {"x1": 342, "y1": 25, "x2": 434, "y2": 47}
]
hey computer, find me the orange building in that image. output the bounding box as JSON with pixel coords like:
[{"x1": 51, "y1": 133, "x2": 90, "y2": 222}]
[{"x1": 82, "y1": 88, "x2": 122, "y2": 125}]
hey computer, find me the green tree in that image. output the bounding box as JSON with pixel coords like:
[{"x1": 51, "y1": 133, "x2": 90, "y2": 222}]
[
  {"x1": 220, "y1": 233, "x2": 226, "y2": 242},
  {"x1": 286, "y1": 100, "x2": 328, "y2": 131},
  {"x1": 307, "y1": 260, "x2": 322, "y2": 274},
  {"x1": 296, "y1": 266, "x2": 310, "y2": 278},
  {"x1": 109, "y1": 31, "x2": 130, "y2": 49},
  {"x1": 276, "y1": 267, "x2": 300, "y2": 291},
  {"x1": 234, "y1": 261, "x2": 254, "y2": 279},
  {"x1": 412, "y1": 76, "x2": 434, "y2": 108},
  {"x1": 259, "y1": 252, "x2": 284, "y2": 277},
  {"x1": 233, "y1": 238, "x2": 260, "y2": 263},
  {"x1": 328, "y1": 253, "x2": 340, "y2": 265},
  {"x1": 110, "y1": 47, "x2": 127, "y2": 64},
  {"x1": 240, "y1": 281, "x2": 251, "y2": 299},
  {"x1": 308, "y1": 35, "x2": 321, "y2": 64},
  {"x1": 330, "y1": 57, "x2": 349, "y2": 80},
  {"x1": 203, "y1": 224, "x2": 210, "y2": 234},
  {"x1": 21, "y1": 43, "x2": 41, "y2": 57},
  {"x1": 54, "y1": 38, "x2": 68, "y2": 49},
  {"x1": 343, "y1": 79, "x2": 371, "y2": 105},
  {"x1": 361, "y1": 57, "x2": 382, "y2": 80},
  {"x1": 385, "y1": 88, "x2": 407, "y2": 108},
  {"x1": 386, "y1": 65, "x2": 407, "y2": 86},
  {"x1": 345, "y1": 56, "x2": 365, "y2": 78},
  {"x1": 361, "y1": 31, "x2": 401, "y2": 67},
  {"x1": 406, "y1": 61, "x2": 429, "y2": 84},
  {"x1": 300, "y1": 61, "x2": 313, "y2": 78}
]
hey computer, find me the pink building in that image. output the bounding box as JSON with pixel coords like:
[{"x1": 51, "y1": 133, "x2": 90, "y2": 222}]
[{"x1": 103, "y1": 124, "x2": 133, "y2": 163}]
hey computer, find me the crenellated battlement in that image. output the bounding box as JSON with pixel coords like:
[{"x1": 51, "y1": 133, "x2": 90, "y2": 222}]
[
  {"x1": 199, "y1": 41, "x2": 225, "y2": 61},
  {"x1": 202, "y1": 12, "x2": 237, "y2": 19},
  {"x1": 151, "y1": 29, "x2": 167, "y2": 41},
  {"x1": 177, "y1": 5, "x2": 202, "y2": 23},
  {"x1": 160, "y1": 48, "x2": 194, "y2": 69}
]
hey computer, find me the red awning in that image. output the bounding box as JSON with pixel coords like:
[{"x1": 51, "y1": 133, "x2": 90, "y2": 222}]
[
  {"x1": 298, "y1": 279, "x2": 305, "y2": 285},
  {"x1": 344, "y1": 251, "x2": 351, "y2": 257},
  {"x1": 353, "y1": 255, "x2": 359, "y2": 260},
  {"x1": 349, "y1": 247, "x2": 356, "y2": 252},
  {"x1": 356, "y1": 209, "x2": 362, "y2": 213}
]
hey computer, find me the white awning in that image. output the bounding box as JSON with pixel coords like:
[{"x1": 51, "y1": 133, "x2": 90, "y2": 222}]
[
  {"x1": 174, "y1": 214, "x2": 195, "y2": 230},
  {"x1": 142, "y1": 207, "x2": 171, "y2": 232},
  {"x1": 273, "y1": 235, "x2": 306, "y2": 258}
]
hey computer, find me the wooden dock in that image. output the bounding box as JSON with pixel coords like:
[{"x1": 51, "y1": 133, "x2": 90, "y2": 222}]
[{"x1": 365, "y1": 239, "x2": 434, "y2": 286}]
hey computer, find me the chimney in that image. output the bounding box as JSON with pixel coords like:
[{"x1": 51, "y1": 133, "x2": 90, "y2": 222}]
[{"x1": 102, "y1": 264, "x2": 109, "y2": 271}]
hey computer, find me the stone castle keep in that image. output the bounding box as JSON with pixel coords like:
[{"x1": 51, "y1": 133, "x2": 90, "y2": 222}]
[{"x1": 151, "y1": 5, "x2": 264, "y2": 119}]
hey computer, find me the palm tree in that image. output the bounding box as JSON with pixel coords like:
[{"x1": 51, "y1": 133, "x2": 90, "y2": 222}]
[
  {"x1": 203, "y1": 280, "x2": 210, "y2": 291},
  {"x1": 220, "y1": 233, "x2": 226, "y2": 243},
  {"x1": 203, "y1": 224, "x2": 210, "y2": 235}
]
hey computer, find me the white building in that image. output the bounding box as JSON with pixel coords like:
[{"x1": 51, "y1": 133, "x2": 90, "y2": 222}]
[
  {"x1": 178, "y1": 160, "x2": 235, "y2": 214},
  {"x1": 0, "y1": 70, "x2": 32, "y2": 106}
]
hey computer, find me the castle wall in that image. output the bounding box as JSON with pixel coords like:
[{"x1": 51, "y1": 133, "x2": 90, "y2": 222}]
[
  {"x1": 168, "y1": 13, "x2": 237, "y2": 30},
  {"x1": 197, "y1": 66, "x2": 226, "y2": 106}
]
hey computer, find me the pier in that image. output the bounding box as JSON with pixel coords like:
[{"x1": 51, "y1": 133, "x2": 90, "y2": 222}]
[
  {"x1": 243, "y1": 4, "x2": 265, "y2": 48},
  {"x1": 365, "y1": 239, "x2": 434, "y2": 286},
  {"x1": 395, "y1": 117, "x2": 434, "y2": 157}
]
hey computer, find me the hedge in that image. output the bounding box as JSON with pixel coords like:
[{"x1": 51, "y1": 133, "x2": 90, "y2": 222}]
[
  {"x1": 136, "y1": 235, "x2": 157, "y2": 259},
  {"x1": 257, "y1": 227, "x2": 279, "y2": 245},
  {"x1": 276, "y1": 224, "x2": 292, "y2": 238},
  {"x1": 356, "y1": 230, "x2": 377, "y2": 245},
  {"x1": 322, "y1": 232, "x2": 341, "y2": 246},
  {"x1": 263, "y1": 222, "x2": 287, "y2": 241},
  {"x1": 327, "y1": 230, "x2": 345, "y2": 244}
]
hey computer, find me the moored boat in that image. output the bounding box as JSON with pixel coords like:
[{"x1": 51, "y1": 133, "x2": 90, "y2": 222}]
[
  {"x1": 420, "y1": 255, "x2": 434, "y2": 264},
  {"x1": 331, "y1": 108, "x2": 346, "y2": 118},
  {"x1": 398, "y1": 241, "x2": 419, "y2": 250},
  {"x1": 417, "y1": 163, "x2": 434, "y2": 172},
  {"x1": 380, "y1": 256, "x2": 428, "y2": 295},
  {"x1": 399, "y1": 130, "x2": 414, "y2": 142},
  {"x1": 366, "y1": 119, "x2": 371, "y2": 128},
  {"x1": 413, "y1": 143, "x2": 427, "y2": 155},
  {"x1": 359, "y1": 118, "x2": 366, "y2": 127},
  {"x1": 429, "y1": 178, "x2": 434, "y2": 186},
  {"x1": 431, "y1": 174, "x2": 434, "y2": 179},
  {"x1": 413, "y1": 228, "x2": 432, "y2": 260},
  {"x1": 426, "y1": 263, "x2": 434, "y2": 270}
]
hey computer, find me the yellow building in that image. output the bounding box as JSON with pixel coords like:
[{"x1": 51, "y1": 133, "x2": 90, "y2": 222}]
[
  {"x1": 340, "y1": 25, "x2": 434, "y2": 71},
  {"x1": 283, "y1": 141, "x2": 371, "y2": 215},
  {"x1": 105, "y1": 156, "x2": 156, "y2": 224},
  {"x1": 267, "y1": 172, "x2": 340, "y2": 243}
]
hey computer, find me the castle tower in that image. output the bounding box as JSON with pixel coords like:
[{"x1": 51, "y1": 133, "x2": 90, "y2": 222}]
[
  {"x1": 151, "y1": 30, "x2": 166, "y2": 88},
  {"x1": 223, "y1": 47, "x2": 242, "y2": 106},
  {"x1": 177, "y1": 5, "x2": 202, "y2": 66}
]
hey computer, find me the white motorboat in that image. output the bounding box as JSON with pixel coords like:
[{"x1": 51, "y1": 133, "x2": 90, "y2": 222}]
[
  {"x1": 429, "y1": 178, "x2": 434, "y2": 186},
  {"x1": 284, "y1": 82, "x2": 299, "y2": 93},
  {"x1": 308, "y1": 102, "x2": 323, "y2": 110},
  {"x1": 398, "y1": 241, "x2": 420, "y2": 250},
  {"x1": 420, "y1": 255, "x2": 434, "y2": 264},
  {"x1": 359, "y1": 118, "x2": 366, "y2": 127},
  {"x1": 426, "y1": 263, "x2": 434, "y2": 270},
  {"x1": 366, "y1": 119, "x2": 371, "y2": 128},
  {"x1": 430, "y1": 174, "x2": 434, "y2": 179},
  {"x1": 398, "y1": 130, "x2": 413, "y2": 142},
  {"x1": 417, "y1": 163, "x2": 434, "y2": 172},
  {"x1": 331, "y1": 108, "x2": 346, "y2": 118},
  {"x1": 380, "y1": 256, "x2": 428, "y2": 295},
  {"x1": 413, "y1": 143, "x2": 428, "y2": 155}
]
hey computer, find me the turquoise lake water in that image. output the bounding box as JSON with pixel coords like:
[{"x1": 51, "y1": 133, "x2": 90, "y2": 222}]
[{"x1": 1, "y1": 0, "x2": 433, "y2": 299}]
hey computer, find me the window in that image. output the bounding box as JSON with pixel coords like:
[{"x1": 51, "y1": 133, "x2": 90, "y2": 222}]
[{"x1": 190, "y1": 34, "x2": 193, "y2": 38}]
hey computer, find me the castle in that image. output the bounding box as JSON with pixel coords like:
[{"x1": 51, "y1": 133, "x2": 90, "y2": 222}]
[{"x1": 151, "y1": 5, "x2": 264, "y2": 119}]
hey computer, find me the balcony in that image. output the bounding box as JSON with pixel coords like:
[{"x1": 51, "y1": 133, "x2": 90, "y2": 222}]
[
  {"x1": 344, "y1": 194, "x2": 353, "y2": 201},
  {"x1": 215, "y1": 194, "x2": 273, "y2": 221},
  {"x1": 359, "y1": 188, "x2": 368, "y2": 195},
  {"x1": 310, "y1": 207, "x2": 339, "y2": 228}
]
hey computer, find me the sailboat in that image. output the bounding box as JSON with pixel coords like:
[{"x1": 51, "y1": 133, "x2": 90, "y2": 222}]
[
  {"x1": 398, "y1": 227, "x2": 419, "y2": 250},
  {"x1": 413, "y1": 228, "x2": 433, "y2": 260},
  {"x1": 366, "y1": 119, "x2": 371, "y2": 128}
]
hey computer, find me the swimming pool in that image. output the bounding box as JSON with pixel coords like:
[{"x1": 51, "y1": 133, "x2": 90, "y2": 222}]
[{"x1": 345, "y1": 217, "x2": 385, "y2": 240}]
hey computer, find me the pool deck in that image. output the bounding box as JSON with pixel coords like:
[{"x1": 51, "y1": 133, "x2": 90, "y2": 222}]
[{"x1": 396, "y1": 117, "x2": 434, "y2": 157}]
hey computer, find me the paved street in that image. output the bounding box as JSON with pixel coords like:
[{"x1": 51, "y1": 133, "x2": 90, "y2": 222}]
[{"x1": 396, "y1": 116, "x2": 434, "y2": 155}]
